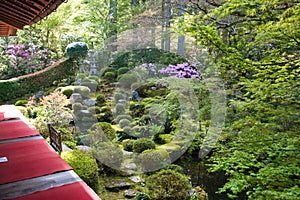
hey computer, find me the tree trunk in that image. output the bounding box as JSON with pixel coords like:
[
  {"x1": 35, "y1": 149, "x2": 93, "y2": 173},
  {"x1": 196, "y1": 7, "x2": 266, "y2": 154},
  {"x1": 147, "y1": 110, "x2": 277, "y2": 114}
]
[
  {"x1": 177, "y1": 0, "x2": 185, "y2": 56},
  {"x1": 109, "y1": 0, "x2": 118, "y2": 52},
  {"x1": 165, "y1": 0, "x2": 171, "y2": 52},
  {"x1": 161, "y1": 0, "x2": 165, "y2": 50}
]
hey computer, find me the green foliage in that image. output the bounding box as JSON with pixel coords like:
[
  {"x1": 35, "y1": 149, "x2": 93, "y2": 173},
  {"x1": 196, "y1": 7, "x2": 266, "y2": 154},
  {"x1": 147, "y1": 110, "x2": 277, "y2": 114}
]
[
  {"x1": 114, "y1": 103, "x2": 126, "y2": 115},
  {"x1": 61, "y1": 150, "x2": 99, "y2": 191},
  {"x1": 66, "y1": 42, "x2": 88, "y2": 59},
  {"x1": 122, "y1": 139, "x2": 135, "y2": 152},
  {"x1": 115, "y1": 114, "x2": 132, "y2": 124},
  {"x1": 61, "y1": 87, "x2": 74, "y2": 98},
  {"x1": 104, "y1": 72, "x2": 115, "y2": 82},
  {"x1": 92, "y1": 142, "x2": 123, "y2": 170},
  {"x1": 15, "y1": 99, "x2": 28, "y2": 106},
  {"x1": 181, "y1": 0, "x2": 300, "y2": 199},
  {"x1": 118, "y1": 73, "x2": 138, "y2": 89},
  {"x1": 135, "y1": 192, "x2": 151, "y2": 200},
  {"x1": 133, "y1": 138, "x2": 156, "y2": 153},
  {"x1": 80, "y1": 81, "x2": 98, "y2": 91},
  {"x1": 118, "y1": 118, "x2": 131, "y2": 128},
  {"x1": 96, "y1": 93, "x2": 106, "y2": 104},
  {"x1": 117, "y1": 67, "x2": 129, "y2": 76},
  {"x1": 88, "y1": 122, "x2": 116, "y2": 141},
  {"x1": 110, "y1": 48, "x2": 187, "y2": 69},
  {"x1": 139, "y1": 149, "x2": 170, "y2": 172},
  {"x1": 73, "y1": 85, "x2": 90, "y2": 98},
  {"x1": 146, "y1": 169, "x2": 191, "y2": 199}
]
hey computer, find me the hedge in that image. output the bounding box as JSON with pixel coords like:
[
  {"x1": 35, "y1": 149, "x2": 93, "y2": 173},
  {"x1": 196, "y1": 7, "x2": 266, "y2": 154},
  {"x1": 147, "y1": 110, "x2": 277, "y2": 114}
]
[{"x1": 0, "y1": 58, "x2": 77, "y2": 102}]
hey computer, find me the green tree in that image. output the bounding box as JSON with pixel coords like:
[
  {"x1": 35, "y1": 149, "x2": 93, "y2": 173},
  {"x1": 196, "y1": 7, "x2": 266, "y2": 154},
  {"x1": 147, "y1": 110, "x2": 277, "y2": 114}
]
[{"x1": 181, "y1": 0, "x2": 300, "y2": 199}]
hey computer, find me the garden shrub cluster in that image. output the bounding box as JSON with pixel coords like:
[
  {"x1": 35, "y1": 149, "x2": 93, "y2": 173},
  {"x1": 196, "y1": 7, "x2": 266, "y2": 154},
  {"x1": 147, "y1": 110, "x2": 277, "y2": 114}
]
[
  {"x1": 146, "y1": 169, "x2": 191, "y2": 200},
  {"x1": 132, "y1": 138, "x2": 156, "y2": 153},
  {"x1": 61, "y1": 150, "x2": 99, "y2": 192}
]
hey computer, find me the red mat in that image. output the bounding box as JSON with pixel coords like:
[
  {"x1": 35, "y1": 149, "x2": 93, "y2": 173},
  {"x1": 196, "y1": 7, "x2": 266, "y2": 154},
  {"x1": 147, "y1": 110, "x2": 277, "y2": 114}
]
[
  {"x1": 0, "y1": 120, "x2": 39, "y2": 140},
  {"x1": 0, "y1": 139, "x2": 72, "y2": 184},
  {"x1": 14, "y1": 181, "x2": 100, "y2": 200}
]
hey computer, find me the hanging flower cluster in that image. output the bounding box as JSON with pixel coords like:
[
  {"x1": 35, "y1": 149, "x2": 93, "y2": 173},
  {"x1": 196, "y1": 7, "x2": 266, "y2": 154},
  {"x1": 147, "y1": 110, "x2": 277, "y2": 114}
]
[{"x1": 158, "y1": 63, "x2": 201, "y2": 79}]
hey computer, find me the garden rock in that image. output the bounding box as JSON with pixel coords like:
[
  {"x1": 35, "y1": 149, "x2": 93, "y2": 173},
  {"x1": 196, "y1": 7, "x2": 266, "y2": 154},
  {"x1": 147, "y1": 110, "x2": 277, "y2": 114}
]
[
  {"x1": 83, "y1": 99, "x2": 97, "y2": 106},
  {"x1": 77, "y1": 145, "x2": 91, "y2": 152},
  {"x1": 70, "y1": 93, "x2": 82, "y2": 103},
  {"x1": 124, "y1": 189, "x2": 136, "y2": 198},
  {"x1": 130, "y1": 176, "x2": 141, "y2": 183},
  {"x1": 105, "y1": 179, "x2": 131, "y2": 191}
]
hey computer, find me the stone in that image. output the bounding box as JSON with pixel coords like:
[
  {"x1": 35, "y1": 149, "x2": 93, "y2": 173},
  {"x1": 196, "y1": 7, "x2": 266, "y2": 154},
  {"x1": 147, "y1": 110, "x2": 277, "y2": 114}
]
[
  {"x1": 83, "y1": 99, "x2": 97, "y2": 106},
  {"x1": 124, "y1": 189, "x2": 136, "y2": 198},
  {"x1": 110, "y1": 82, "x2": 120, "y2": 87},
  {"x1": 130, "y1": 176, "x2": 141, "y2": 183},
  {"x1": 151, "y1": 86, "x2": 157, "y2": 90},
  {"x1": 75, "y1": 79, "x2": 82, "y2": 85},
  {"x1": 77, "y1": 145, "x2": 91, "y2": 152},
  {"x1": 105, "y1": 179, "x2": 131, "y2": 191},
  {"x1": 124, "y1": 163, "x2": 137, "y2": 170},
  {"x1": 70, "y1": 93, "x2": 82, "y2": 103}
]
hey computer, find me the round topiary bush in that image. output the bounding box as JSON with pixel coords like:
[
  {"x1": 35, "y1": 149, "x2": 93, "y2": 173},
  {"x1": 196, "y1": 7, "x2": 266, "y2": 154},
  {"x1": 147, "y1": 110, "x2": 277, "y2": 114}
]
[
  {"x1": 146, "y1": 169, "x2": 191, "y2": 199},
  {"x1": 88, "y1": 106, "x2": 101, "y2": 114},
  {"x1": 61, "y1": 87, "x2": 74, "y2": 98},
  {"x1": 119, "y1": 118, "x2": 131, "y2": 128},
  {"x1": 72, "y1": 102, "x2": 83, "y2": 113},
  {"x1": 80, "y1": 81, "x2": 98, "y2": 91},
  {"x1": 92, "y1": 142, "x2": 123, "y2": 171},
  {"x1": 66, "y1": 42, "x2": 88, "y2": 59},
  {"x1": 104, "y1": 71, "x2": 115, "y2": 82},
  {"x1": 96, "y1": 94, "x2": 106, "y2": 104},
  {"x1": 114, "y1": 92, "x2": 125, "y2": 103},
  {"x1": 61, "y1": 150, "x2": 99, "y2": 191},
  {"x1": 133, "y1": 138, "x2": 156, "y2": 153},
  {"x1": 117, "y1": 67, "x2": 130, "y2": 76},
  {"x1": 88, "y1": 122, "x2": 116, "y2": 141},
  {"x1": 115, "y1": 114, "x2": 132, "y2": 124},
  {"x1": 122, "y1": 139, "x2": 135, "y2": 151},
  {"x1": 139, "y1": 149, "x2": 170, "y2": 172},
  {"x1": 118, "y1": 73, "x2": 138, "y2": 89},
  {"x1": 73, "y1": 86, "x2": 91, "y2": 98},
  {"x1": 114, "y1": 103, "x2": 126, "y2": 115}
]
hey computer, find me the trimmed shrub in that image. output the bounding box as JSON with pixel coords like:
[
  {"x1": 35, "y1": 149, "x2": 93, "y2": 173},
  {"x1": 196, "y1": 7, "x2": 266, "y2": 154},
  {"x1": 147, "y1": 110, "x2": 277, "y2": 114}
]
[
  {"x1": 92, "y1": 142, "x2": 123, "y2": 170},
  {"x1": 88, "y1": 122, "x2": 116, "y2": 141},
  {"x1": 73, "y1": 86, "x2": 90, "y2": 98},
  {"x1": 96, "y1": 94, "x2": 106, "y2": 104},
  {"x1": 88, "y1": 106, "x2": 101, "y2": 114},
  {"x1": 114, "y1": 92, "x2": 125, "y2": 102},
  {"x1": 72, "y1": 103, "x2": 83, "y2": 113},
  {"x1": 80, "y1": 81, "x2": 98, "y2": 91},
  {"x1": 61, "y1": 150, "x2": 99, "y2": 191},
  {"x1": 133, "y1": 138, "x2": 155, "y2": 153},
  {"x1": 61, "y1": 87, "x2": 74, "y2": 98},
  {"x1": 146, "y1": 169, "x2": 191, "y2": 199},
  {"x1": 88, "y1": 75, "x2": 99, "y2": 83},
  {"x1": 117, "y1": 67, "x2": 129, "y2": 76},
  {"x1": 66, "y1": 42, "x2": 88, "y2": 59},
  {"x1": 119, "y1": 118, "x2": 131, "y2": 128},
  {"x1": 146, "y1": 170, "x2": 191, "y2": 200},
  {"x1": 139, "y1": 149, "x2": 170, "y2": 172},
  {"x1": 114, "y1": 103, "x2": 126, "y2": 115},
  {"x1": 118, "y1": 73, "x2": 138, "y2": 89},
  {"x1": 0, "y1": 58, "x2": 76, "y2": 102},
  {"x1": 122, "y1": 139, "x2": 135, "y2": 151},
  {"x1": 115, "y1": 114, "x2": 132, "y2": 124},
  {"x1": 15, "y1": 99, "x2": 28, "y2": 106},
  {"x1": 104, "y1": 72, "x2": 115, "y2": 82}
]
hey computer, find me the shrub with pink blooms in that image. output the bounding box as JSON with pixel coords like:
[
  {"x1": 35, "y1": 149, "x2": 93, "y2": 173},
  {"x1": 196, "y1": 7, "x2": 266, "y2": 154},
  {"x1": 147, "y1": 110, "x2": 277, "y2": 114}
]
[
  {"x1": 158, "y1": 63, "x2": 201, "y2": 79},
  {"x1": 0, "y1": 43, "x2": 56, "y2": 79}
]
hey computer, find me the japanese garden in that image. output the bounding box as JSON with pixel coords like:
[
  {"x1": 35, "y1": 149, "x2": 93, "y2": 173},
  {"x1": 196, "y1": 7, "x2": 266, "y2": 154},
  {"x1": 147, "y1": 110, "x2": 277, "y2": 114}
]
[{"x1": 0, "y1": 0, "x2": 299, "y2": 199}]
